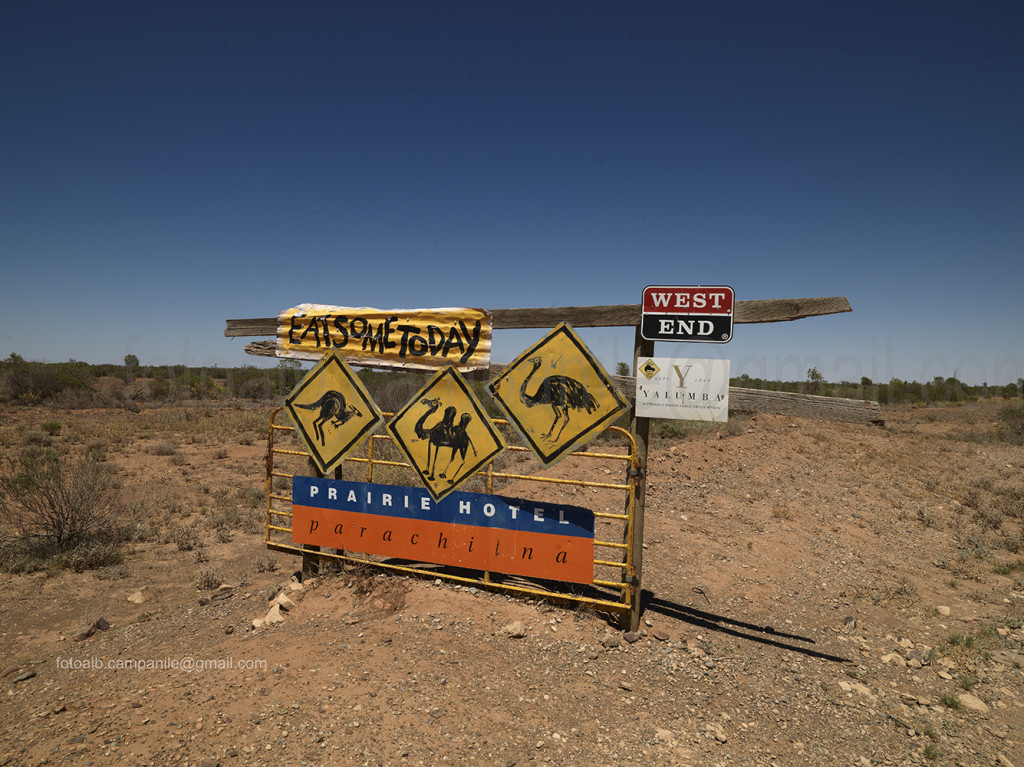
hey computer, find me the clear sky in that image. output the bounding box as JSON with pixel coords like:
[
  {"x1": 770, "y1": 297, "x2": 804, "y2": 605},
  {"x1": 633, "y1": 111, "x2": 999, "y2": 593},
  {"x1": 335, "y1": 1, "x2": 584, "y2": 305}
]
[{"x1": 2, "y1": 2, "x2": 1021, "y2": 385}]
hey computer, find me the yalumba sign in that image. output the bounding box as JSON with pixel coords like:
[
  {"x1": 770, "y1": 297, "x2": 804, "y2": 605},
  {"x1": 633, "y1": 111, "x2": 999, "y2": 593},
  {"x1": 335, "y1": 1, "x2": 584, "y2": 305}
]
[{"x1": 641, "y1": 285, "x2": 734, "y2": 343}]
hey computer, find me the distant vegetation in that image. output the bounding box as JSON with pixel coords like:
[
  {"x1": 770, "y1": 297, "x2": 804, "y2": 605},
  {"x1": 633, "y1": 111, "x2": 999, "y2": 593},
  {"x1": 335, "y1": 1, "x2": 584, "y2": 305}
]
[
  {"x1": 1, "y1": 353, "x2": 1019, "y2": 413},
  {"x1": 731, "y1": 368, "x2": 1021, "y2": 407}
]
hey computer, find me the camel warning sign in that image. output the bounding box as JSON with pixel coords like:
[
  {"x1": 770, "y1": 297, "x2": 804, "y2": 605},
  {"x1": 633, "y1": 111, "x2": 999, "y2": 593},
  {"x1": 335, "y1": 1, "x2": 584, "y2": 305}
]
[
  {"x1": 488, "y1": 323, "x2": 628, "y2": 467},
  {"x1": 284, "y1": 352, "x2": 384, "y2": 475},
  {"x1": 387, "y1": 366, "x2": 505, "y2": 502}
]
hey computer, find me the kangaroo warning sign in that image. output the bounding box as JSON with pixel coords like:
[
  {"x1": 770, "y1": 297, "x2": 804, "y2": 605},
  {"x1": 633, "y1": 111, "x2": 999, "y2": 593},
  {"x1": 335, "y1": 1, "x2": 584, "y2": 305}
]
[
  {"x1": 641, "y1": 285, "x2": 734, "y2": 343},
  {"x1": 284, "y1": 351, "x2": 384, "y2": 475}
]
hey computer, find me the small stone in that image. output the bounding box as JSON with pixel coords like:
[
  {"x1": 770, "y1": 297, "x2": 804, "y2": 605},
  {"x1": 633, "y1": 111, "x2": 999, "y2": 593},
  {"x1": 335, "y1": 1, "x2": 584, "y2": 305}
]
[
  {"x1": 652, "y1": 630, "x2": 670, "y2": 641},
  {"x1": 936, "y1": 605, "x2": 950, "y2": 616},
  {"x1": 275, "y1": 594, "x2": 296, "y2": 611},
  {"x1": 623, "y1": 631, "x2": 641, "y2": 644},
  {"x1": 13, "y1": 670, "x2": 36, "y2": 684},
  {"x1": 251, "y1": 618, "x2": 265, "y2": 630},
  {"x1": 618, "y1": 680, "x2": 633, "y2": 691},
  {"x1": 501, "y1": 621, "x2": 527, "y2": 638},
  {"x1": 73, "y1": 617, "x2": 110, "y2": 642},
  {"x1": 265, "y1": 604, "x2": 285, "y2": 625},
  {"x1": 600, "y1": 634, "x2": 621, "y2": 649},
  {"x1": 127, "y1": 587, "x2": 150, "y2": 604},
  {"x1": 957, "y1": 693, "x2": 990, "y2": 713}
]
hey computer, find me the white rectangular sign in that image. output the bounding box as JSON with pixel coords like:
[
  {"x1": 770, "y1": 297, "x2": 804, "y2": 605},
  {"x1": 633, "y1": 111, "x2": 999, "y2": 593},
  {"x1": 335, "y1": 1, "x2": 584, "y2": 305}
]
[{"x1": 635, "y1": 358, "x2": 730, "y2": 422}]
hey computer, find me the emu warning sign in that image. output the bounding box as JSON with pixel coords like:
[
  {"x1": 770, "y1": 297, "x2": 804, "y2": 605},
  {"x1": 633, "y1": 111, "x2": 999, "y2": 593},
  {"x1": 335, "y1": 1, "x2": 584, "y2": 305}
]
[{"x1": 641, "y1": 286, "x2": 734, "y2": 343}]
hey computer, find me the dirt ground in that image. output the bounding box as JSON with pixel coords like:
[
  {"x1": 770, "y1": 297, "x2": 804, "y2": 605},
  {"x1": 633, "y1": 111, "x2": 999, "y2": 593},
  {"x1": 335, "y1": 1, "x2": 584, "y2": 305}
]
[{"x1": 1, "y1": 397, "x2": 1023, "y2": 766}]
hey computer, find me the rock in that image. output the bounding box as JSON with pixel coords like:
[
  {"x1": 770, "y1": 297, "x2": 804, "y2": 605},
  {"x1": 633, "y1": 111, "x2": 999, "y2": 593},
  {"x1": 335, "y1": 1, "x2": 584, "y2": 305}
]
[
  {"x1": 0, "y1": 665, "x2": 20, "y2": 679},
  {"x1": 287, "y1": 582, "x2": 303, "y2": 593},
  {"x1": 501, "y1": 621, "x2": 527, "y2": 638},
  {"x1": 13, "y1": 670, "x2": 36, "y2": 684},
  {"x1": 265, "y1": 604, "x2": 285, "y2": 625},
  {"x1": 74, "y1": 617, "x2": 110, "y2": 642},
  {"x1": 251, "y1": 618, "x2": 265, "y2": 630},
  {"x1": 654, "y1": 728, "x2": 676, "y2": 743},
  {"x1": 600, "y1": 634, "x2": 621, "y2": 649},
  {"x1": 275, "y1": 594, "x2": 296, "y2": 611},
  {"x1": 623, "y1": 631, "x2": 641, "y2": 644},
  {"x1": 957, "y1": 693, "x2": 990, "y2": 713},
  {"x1": 652, "y1": 630, "x2": 670, "y2": 641},
  {"x1": 127, "y1": 587, "x2": 151, "y2": 604},
  {"x1": 618, "y1": 680, "x2": 633, "y2": 691},
  {"x1": 936, "y1": 605, "x2": 950, "y2": 616}
]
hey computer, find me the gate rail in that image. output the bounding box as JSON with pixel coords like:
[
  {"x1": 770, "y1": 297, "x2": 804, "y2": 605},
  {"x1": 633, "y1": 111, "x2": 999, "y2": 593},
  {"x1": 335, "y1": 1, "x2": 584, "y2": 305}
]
[{"x1": 264, "y1": 407, "x2": 639, "y2": 614}]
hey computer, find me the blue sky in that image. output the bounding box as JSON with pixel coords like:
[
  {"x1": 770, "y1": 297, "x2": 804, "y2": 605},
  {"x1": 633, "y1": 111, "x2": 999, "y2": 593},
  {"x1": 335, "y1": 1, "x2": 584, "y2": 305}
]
[{"x1": 2, "y1": 2, "x2": 1021, "y2": 385}]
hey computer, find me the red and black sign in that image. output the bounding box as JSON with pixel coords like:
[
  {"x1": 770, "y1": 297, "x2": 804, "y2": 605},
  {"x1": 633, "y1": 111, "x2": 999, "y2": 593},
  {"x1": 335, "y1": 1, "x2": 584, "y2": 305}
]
[{"x1": 640, "y1": 285, "x2": 734, "y2": 343}]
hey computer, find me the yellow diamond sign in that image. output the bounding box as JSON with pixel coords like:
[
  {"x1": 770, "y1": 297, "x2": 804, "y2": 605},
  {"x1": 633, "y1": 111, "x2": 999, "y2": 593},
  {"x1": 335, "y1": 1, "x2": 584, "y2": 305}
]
[
  {"x1": 639, "y1": 358, "x2": 660, "y2": 380},
  {"x1": 284, "y1": 352, "x2": 384, "y2": 475},
  {"x1": 488, "y1": 323, "x2": 628, "y2": 467},
  {"x1": 387, "y1": 366, "x2": 505, "y2": 502}
]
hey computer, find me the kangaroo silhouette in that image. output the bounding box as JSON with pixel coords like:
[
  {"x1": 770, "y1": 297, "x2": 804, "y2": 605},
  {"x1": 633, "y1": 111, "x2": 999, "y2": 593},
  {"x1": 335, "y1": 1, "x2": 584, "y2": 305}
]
[{"x1": 294, "y1": 390, "x2": 361, "y2": 446}]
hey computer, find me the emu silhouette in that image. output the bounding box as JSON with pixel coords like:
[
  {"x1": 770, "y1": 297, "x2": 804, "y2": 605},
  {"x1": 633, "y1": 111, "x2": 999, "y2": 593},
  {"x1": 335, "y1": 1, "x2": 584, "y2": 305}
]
[
  {"x1": 294, "y1": 390, "x2": 361, "y2": 446},
  {"x1": 519, "y1": 356, "x2": 597, "y2": 441}
]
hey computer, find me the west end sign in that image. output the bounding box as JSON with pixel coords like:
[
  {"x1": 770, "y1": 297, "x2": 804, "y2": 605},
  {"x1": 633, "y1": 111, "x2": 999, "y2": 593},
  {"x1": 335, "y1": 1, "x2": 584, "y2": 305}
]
[{"x1": 640, "y1": 285, "x2": 734, "y2": 343}]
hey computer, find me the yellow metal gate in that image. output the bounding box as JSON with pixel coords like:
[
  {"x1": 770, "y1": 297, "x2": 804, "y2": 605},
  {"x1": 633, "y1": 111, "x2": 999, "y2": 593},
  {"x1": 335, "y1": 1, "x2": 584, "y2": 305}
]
[{"x1": 264, "y1": 407, "x2": 639, "y2": 614}]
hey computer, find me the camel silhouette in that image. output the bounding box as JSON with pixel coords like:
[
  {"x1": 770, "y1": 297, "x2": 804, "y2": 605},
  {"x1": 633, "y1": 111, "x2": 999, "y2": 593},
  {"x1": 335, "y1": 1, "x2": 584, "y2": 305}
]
[
  {"x1": 412, "y1": 398, "x2": 476, "y2": 482},
  {"x1": 519, "y1": 355, "x2": 597, "y2": 441},
  {"x1": 437, "y1": 413, "x2": 477, "y2": 483},
  {"x1": 294, "y1": 390, "x2": 362, "y2": 446}
]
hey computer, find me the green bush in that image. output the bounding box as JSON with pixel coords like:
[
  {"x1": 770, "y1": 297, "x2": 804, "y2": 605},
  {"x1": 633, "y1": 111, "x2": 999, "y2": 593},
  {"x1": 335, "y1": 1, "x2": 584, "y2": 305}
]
[
  {"x1": 0, "y1": 448, "x2": 128, "y2": 571},
  {"x1": 40, "y1": 422, "x2": 62, "y2": 436},
  {"x1": 996, "y1": 404, "x2": 1024, "y2": 444},
  {"x1": 0, "y1": 356, "x2": 94, "y2": 403}
]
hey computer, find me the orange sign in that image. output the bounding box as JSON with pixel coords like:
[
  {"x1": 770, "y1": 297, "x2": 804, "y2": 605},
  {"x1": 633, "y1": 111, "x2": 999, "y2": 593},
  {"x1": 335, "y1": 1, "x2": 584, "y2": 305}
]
[{"x1": 291, "y1": 477, "x2": 595, "y2": 584}]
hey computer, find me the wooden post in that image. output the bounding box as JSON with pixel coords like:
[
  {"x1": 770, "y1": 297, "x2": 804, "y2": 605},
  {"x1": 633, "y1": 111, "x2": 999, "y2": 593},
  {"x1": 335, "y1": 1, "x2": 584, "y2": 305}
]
[
  {"x1": 621, "y1": 327, "x2": 654, "y2": 632},
  {"x1": 302, "y1": 460, "x2": 344, "y2": 579},
  {"x1": 301, "y1": 457, "x2": 322, "y2": 580}
]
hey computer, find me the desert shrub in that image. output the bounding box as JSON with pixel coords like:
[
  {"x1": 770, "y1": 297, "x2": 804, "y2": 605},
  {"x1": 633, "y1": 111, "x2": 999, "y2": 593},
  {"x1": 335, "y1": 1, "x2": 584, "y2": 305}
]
[
  {"x1": 40, "y1": 422, "x2": 62, "y2": 436},
  {"x1": 85, "y1": 438, "x2": 108, "y2": 461},
  {"x1": 195, "y1": 566, "x2": 224, "y2": 590},
  {"x1": 171, "y1": 522, "x2": 201, "y2": 551},
  {"x1": 0, "y1": 448, "x2": 121, "y2": 549},
  {"x1": 0, "y1": 356, "x2": 95, "y2": 403},
  {"x1": 22, "y1": 430, "x2": 51, "y2": 447},
  {"x1": 996, "y1": 404, "x2": 1024, "y2": 444},
  {"x1": 254, "y1": 552, "x2": 279, "y2": 573},
  {"x1": 150, "y1": 441, "x2": 178, "y2": 456}
]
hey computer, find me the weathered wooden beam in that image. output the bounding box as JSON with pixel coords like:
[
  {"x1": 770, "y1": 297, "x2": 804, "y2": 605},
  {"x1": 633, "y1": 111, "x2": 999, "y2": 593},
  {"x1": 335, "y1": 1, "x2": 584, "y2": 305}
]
[
  {"x1": 726, "y1": 388, "x2": 884, "y2": 425},
  {"x1": 225, "y1": 296, "x2": 851, "y2": 337}
]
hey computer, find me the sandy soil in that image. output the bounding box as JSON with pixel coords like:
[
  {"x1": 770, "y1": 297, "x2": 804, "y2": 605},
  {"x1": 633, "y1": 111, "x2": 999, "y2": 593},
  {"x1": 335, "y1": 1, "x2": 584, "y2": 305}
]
[{"x1": 1, "y1": 398, "x2": 1022, "y2": 766}]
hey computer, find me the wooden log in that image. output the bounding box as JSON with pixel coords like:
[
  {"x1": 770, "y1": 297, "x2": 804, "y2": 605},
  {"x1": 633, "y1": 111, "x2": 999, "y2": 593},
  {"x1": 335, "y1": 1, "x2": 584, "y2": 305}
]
[
  {"x1": 726, "y1": 388, "x2": 884, "y2": 425},
  {"x1": 225, "y1": 296, "x2": 852, "y2": 337}
]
